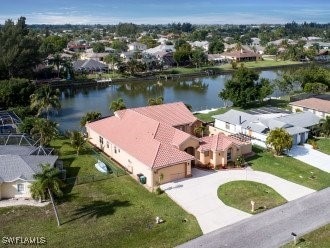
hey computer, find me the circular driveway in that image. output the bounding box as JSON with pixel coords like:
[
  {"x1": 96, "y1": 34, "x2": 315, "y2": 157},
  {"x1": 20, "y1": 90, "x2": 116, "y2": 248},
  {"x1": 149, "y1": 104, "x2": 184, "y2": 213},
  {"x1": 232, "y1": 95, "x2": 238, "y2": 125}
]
[{"x1": 161, "y1": 168, "x2": 315, "y2": 234}]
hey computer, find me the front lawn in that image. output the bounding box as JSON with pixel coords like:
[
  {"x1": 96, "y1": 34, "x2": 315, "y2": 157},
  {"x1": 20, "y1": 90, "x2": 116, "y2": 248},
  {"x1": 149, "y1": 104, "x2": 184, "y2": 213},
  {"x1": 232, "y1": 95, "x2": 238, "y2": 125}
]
[
  {"x1": 316, "y1": 138, "x2": 330, "y2": 155},
  {"x1": 248, "y1": 147, "x2": 330, "y2": 191},
  {"x1": 283, "y1": 223, "x2": 330, "y2": 248},
  {"x1": 0, "y1": 138, "x2": 201, "y2": 248},
  {"x1": 217, "y1": 181, "x2": 287, "y2": 214}
]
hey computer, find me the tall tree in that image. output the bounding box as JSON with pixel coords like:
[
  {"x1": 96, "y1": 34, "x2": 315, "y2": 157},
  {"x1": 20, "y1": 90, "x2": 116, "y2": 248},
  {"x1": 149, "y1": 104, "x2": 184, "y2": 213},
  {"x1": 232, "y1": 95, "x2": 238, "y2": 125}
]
[
  {"x1": 219, "y1": 67, "x2": 262, "y2": 107},
  {"x1": 30, "y1": 118, "x2": 58, "y2": 146},
  {"x1": 30, "y1": 85, "x2": 61, "y2": 119},
  {"x1": 109, "y1": 98, "x2": 126, "y2": 112},
  {"x1": 319, "y1": 117, "x2": 330, "y2": 137},
  {"x1": 0, "y1": 17, "x2": 42, "y2": 79},
  {"x1": 30, "y1": 164, "x2": 63, "y2": 226},
  {"x1": 208, "y1": 39, "x2": 225, "y2": 54},
  {"x1": 80, "y1": 112, "x2": 102, "y2": 127},
  {"x1": 191, "y1": 48, "x2": 207, "y2": 68},
  {"x1": 70, "y1": 130, "x2": 86, "y2": 155},
  {"x1": 148, "y1": 96, "x2": 164, "y2": 106},
  {"x1": 266, "y1": 128, "x2": 293, "y2": 155}
]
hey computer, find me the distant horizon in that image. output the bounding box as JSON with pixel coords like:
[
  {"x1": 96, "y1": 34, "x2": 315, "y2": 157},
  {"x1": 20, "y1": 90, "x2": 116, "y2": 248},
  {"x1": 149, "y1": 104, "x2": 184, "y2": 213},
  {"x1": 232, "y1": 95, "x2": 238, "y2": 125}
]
[{"x1": 1, "y1": 0, "x2": 329, "y2": 25}]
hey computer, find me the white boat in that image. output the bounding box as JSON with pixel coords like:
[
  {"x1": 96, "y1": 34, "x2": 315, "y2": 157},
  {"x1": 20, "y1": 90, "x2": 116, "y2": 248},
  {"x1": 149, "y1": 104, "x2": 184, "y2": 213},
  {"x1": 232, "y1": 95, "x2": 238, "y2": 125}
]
[{"x1": 95, "y1": 160, "x2": 108, "y2": 173}]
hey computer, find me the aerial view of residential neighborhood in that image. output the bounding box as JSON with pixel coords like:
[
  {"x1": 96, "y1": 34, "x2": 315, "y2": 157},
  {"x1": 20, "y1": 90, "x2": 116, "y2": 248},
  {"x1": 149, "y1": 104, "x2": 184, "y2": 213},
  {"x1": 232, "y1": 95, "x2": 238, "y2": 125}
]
[{"x1": 1, "y1": 0, "x2": 330, "y2": 247}]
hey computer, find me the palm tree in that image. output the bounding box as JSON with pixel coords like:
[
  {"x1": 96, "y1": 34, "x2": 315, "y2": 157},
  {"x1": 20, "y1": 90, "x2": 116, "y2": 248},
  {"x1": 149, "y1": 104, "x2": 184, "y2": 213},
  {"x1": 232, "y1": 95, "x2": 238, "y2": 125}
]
[
  {"x1": 50, "y1": 53, "x2": 64, "y2": 78},
  {"x1": 319, "y1": 117, "x2": 330, "y2": 137},
  {"x1": 148, "y1": 96, "x2": 164, "y2": 106},
  {"x1": 80, "y1": 112, "x2": 102, "y2": 127},
  {"x1": 194, "y1": 126, "x2": 206, "y2": 137},
  {"x1": 30, "y1": 118, "x2": 58, "y2": 146},
  {"x1": 30, "y1": 164, "x2": 63, "y2": 226},
  {"x1": 70, "y1": 130, "x2": 86, "y2": 155},
  {"x1": 30, "y1": 85, "x2": 61, "y2": 119},
  {"x1": 109, "y1": 98, "x2": 126, "y2": 112}
]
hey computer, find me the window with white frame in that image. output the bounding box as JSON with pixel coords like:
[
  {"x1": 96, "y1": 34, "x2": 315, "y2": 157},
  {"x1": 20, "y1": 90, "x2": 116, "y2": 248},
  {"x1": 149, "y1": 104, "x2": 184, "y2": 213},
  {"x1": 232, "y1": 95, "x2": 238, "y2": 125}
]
[
  {"x1": 17, "y1": 183, "x2": 25, "y2": 193},
  {"x1": 106, "y1": 141, "x2": 109, "y2": 148},
  {"x1": 99, "y1": 136, "x2": 104, "y2": 145}
]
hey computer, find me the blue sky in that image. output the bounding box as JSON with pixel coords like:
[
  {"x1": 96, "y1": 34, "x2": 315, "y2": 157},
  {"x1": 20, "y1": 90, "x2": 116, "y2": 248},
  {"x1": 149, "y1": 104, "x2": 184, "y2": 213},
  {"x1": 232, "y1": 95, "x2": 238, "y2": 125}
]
[{"x1": 0, "y1": 0, "x2": 329, "y2": 24}]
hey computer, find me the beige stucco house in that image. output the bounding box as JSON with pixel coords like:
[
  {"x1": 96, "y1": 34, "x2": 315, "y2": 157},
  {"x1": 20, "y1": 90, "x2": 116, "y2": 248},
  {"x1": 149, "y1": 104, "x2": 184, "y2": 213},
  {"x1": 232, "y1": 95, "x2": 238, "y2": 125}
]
[
  {"x1": 86, "y1": 102, "x2": 252, "y2": 189},
  {"x1": 290, "y1": 97, "x2": 330, "y2": 118},
  {"x1": 86, "y1": 102, "x2": 201, "y2": 189},
  {"x1": 0, "y1": 146, "x2": 58, "y2": 200},
  {"x1": 196, "y1": 133, "x2": 252, "y2": 168}
]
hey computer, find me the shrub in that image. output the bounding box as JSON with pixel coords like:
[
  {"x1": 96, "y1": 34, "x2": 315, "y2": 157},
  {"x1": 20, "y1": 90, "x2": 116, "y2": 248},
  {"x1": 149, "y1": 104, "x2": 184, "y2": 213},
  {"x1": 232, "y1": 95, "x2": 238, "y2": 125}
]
[
  {"x1": 235, "y1": 155, "x2": 246, "y2": 167},
  {"x1": 155, "y1": 187, "x2": 164, "y2": 195},
  {"x1": 307, "y1": 139, "x2": 318, "y2": 149}
]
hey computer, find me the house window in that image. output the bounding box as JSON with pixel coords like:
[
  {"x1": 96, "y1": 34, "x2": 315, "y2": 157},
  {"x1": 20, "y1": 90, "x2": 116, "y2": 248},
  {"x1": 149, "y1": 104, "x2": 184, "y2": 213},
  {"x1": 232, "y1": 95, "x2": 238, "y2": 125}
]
[
  {"x1": 17, "y1": 184, "x2": 25, "y2": 193},
  {"x1": 114, "y1": 146, "x2": 117, "y2": 154},
  {"x1": 204, "y1": 151, "x2": 209, "y2": 157},
  {"x1": 225, "y1": 122, "x2": 230, "y2": 130},
  {"x1": 227, "y1": 148, "x2": 232, "y2": 161},
  {"x1": 118, "y1": 148, "x2": 121, "y2": 153},
  {"x1": 99, "y1": 136, "x2": 104, "y2": 144},
  {"x1": 106, "y1": 141, "x2": 109, "y2": 148}
]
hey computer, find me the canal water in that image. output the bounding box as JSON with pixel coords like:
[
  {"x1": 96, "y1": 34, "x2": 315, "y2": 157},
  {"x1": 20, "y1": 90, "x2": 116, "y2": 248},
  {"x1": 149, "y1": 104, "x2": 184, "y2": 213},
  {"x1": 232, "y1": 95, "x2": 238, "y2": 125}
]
[{"x1": 53, "y1": 68, "x2": 294, "y2": 131}]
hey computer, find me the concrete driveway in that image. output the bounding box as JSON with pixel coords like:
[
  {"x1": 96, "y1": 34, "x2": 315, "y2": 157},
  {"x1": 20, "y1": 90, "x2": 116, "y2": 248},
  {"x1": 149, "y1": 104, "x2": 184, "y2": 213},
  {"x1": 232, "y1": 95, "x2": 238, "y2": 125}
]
[
  {"x1": 161, "y1": 168, "x2": 315, "y2": 234},
  {"x1": 287, "y1": 144, "x2": 330, "y2": 173}
]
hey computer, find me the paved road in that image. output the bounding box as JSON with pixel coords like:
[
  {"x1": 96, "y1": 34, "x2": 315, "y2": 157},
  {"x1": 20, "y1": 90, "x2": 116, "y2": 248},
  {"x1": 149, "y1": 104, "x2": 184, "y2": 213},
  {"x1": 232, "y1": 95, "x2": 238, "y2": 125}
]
[
  {"x1": 161, "y1": 168, "x2": 315, "y2": 233},
  {"x1": 178, "y1": 187, "x2": 330, "y2": 248},
  {"x1": 287, "y1": 144, "x2": 330, "y2": 173}
]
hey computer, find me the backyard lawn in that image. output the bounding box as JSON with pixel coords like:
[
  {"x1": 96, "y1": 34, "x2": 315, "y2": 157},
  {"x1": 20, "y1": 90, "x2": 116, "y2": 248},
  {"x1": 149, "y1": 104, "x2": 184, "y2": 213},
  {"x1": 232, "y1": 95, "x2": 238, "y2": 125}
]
[
  {"x1": 248, "y1": 147, "x2": 330, "y2": 191},
  {"x1": 316, "y1": 138, "x2": 330, "y2": 155},
  {"x1": 0, "y1": 138, "x2": 202, "y2": 248},
  {"x1": 218, "y1": 181, "x2": 287, "y2": 214},
  {"x1": 283, "y1": 223, "x2": 330, "y2": 248},
  {"x1": 219, "y1": 60, "x2": 302, "y2": 70},
  {"x1": 194, "y1": 107, "x2": 231, "y2": 122}
]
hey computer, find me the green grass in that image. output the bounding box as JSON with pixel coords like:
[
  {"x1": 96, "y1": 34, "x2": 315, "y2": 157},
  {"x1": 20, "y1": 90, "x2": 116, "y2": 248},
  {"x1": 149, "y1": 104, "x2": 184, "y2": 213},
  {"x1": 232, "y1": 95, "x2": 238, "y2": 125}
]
[
  {"x1": 316, "y1": 138, "x2": 330, "y2": 155},
  {"x1": 219, "y1": 60, "x2": 302, "y2": 70},
  {"x1": 283, "y1": 223, "x2": 330, "y2": 248},
  {"x1": 218, "y1": 181, "x2": 287, "y2": 214},
  {"x1": 248, "y1": 147, "x2": 330, "y2": 191},
  {"x1": 0, "y1": 138, "x2": 201, "y2": 248},
  {"x1": 195, "y1": 107, "x2": 231, "y2": 122}
]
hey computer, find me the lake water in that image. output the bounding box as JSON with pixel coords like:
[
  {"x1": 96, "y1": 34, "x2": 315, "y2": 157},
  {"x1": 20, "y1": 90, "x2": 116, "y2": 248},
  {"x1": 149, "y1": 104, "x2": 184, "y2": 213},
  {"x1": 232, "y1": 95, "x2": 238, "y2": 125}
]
[{"x1": 53, "y1": 68, "x2": 295, "y2": 131}]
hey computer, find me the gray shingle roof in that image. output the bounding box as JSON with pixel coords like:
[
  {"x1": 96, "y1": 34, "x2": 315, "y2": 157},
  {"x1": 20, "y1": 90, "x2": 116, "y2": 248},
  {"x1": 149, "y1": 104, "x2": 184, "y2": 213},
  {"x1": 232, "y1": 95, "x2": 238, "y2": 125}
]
[
  {"x1": 275, "y1": 111, "x2": 321, "y2": 128},
  {"x1": 213, "y1": 109, "x2": 313, "y2": 135},
  {"x1": 0, "y1": 146, "x2": 58, "y2": 182},
  {"x1": 73, "y1": 59, "x2": 108, "y2": 71}
]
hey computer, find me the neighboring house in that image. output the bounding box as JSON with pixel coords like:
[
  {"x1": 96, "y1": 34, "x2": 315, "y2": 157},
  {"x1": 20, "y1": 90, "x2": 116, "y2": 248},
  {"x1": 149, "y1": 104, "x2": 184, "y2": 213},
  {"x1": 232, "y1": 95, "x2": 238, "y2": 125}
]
[
  {"x1": 73, "y1": 59, "x2": 108, "y2": 72},
  {"x1": 314, "y1": 50, "x2": 330, "y2": 62},
  {"x1": 0, "y1": 145, "x2": 58, "y2": 200},
  {"x1": 250, "y1": 37, "x2": 260, "y2": 46},
  {"x1": 196, "y1": 133, "x2": 251, "y2": 168},
  {"x1": 86, "y1": 102, "x2": 202, "y2": 188},
  {"x1": 0, "y1": 111, "x2": 21, "y2": 134},
  {"x1": 80, "y1": 50, "x2": 110, "y2": 62},
  {"x1": 290, "y1": 98, "x2": 330, "y2": 118},
  {"x1": 128, "y1": 42, "x2": 147, "y2": 51},
  {"x1": 207, "y1": 54, "x2": 226, "y2": 63},
  {"x1": 220, "y1": 49, "x2": 261, "y2": 62},
  {"x1": 120, "y1": 51, "x2": 136, "y2": 61},
  {"x1": 212, "y1": 109, "x2": 321, "y2": 147},
  {"x1": 144, "y1": 44, "x2": 176, "y2": 55},
  {"x1": 153, "y1": 51, "x2": 176, "y2": 67},
  {"x1": 189, "y1": 41, "x2": 209, "y2": 52}
]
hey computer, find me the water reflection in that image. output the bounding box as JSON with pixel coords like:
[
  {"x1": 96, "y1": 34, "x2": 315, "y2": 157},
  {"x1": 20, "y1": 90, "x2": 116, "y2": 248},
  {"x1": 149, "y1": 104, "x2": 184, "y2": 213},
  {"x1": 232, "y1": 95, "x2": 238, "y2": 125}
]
[{"x1": 54, "y1": 68, "x2": 298, "y2": 131}]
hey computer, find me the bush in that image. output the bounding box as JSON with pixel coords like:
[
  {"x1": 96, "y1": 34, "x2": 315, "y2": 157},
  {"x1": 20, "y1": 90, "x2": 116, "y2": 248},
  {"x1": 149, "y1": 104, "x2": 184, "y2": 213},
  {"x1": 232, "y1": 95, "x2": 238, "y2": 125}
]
[
  {"x1": 155, "y1": 187, "x2": 164, "y2": 195},
  {"x1": 307, "y1": 139, "x2": 319, "y2": 149},
  {"x1": 235, "y1": 155, "x2": 246, "y2": 167}
]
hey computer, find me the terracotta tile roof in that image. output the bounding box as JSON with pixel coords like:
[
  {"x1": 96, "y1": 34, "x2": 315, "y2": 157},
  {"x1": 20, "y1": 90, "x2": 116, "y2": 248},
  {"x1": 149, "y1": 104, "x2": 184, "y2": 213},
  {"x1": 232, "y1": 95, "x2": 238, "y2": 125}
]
[
  {"x1": 87, "y1": 104, "x2": 195, "y2": 169},
  {"x1": 290, "y1": 98, "x2": 330, "y2": 114},
  {"x1": 197, "y1": 133, "x2": 243, "y2": 152},
  {"x1": 130, "y1": 102, "x2": 197, "y2": 127}
]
